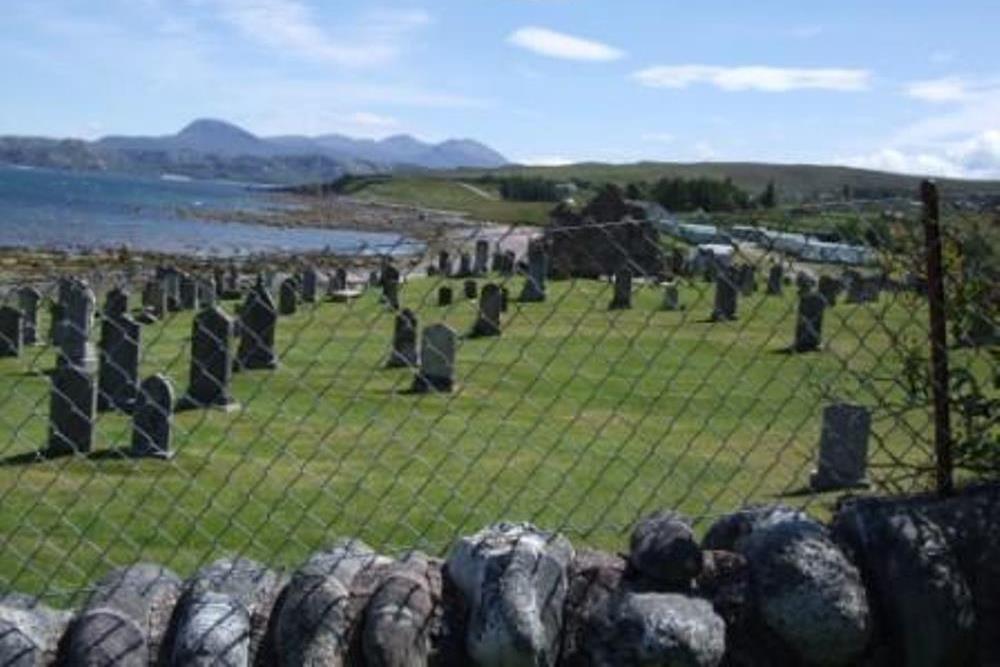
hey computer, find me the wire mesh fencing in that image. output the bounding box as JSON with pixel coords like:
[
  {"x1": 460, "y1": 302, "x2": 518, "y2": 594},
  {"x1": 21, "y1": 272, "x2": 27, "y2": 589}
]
[{"x1": 0, "y1": 182, "x2": 996, "y2": 607}]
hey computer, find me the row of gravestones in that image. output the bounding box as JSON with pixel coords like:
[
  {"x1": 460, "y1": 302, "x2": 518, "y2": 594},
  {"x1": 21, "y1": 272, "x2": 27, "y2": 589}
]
[{"x1": 428, "y1": 240, "x2": 518, "y2": 279}]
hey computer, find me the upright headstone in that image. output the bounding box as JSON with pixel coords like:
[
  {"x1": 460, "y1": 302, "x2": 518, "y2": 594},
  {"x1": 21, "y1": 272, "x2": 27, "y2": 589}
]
[
  {"x1": 97, "y1": 312, "x2": 140, "y2": 412},
  {"x1": 795, "y1": 270, "x2": 817, "y2": 294},
  {"x1": 58, "y1": 281, "x2": 97, "y2": 371},
  {"x1": 17, "y1": 286, "x2": 41, "y2": 346},
  {"x1": 301, "y1": 267, "x2": 319, "y2": 303},
  {"x1": 159, "y1": 267, "x2": 182, "y2": 312},
  {"x1": 501, "y1": 250, "x2": 517, "y2": 277},
  {"x1": 609, "y1": 267, "x2": 632, "y2": 310},
  {"x1": 809, "y1": 404, "x2": 871, "y2": 491},
  {"x1": 214, "y1": 267, "x2": 226, "y2": 298},
  {"x1": 141, "y1": 279, "x2": 167, "y2": 321},
  {"x1": 474, "y1": 240, "x2": 489, "y2": 275},
  {"x1": 470, "y1": 284, "x2": 502, "y2": 338},
  {"x1": 279, "y1": 278, "x2": 298, "y2": 316},
  {"x1": 818, "y1": 275, "x2": 842, "y2": 307},
  {"x1": 0, "y1": 306, "x2": 23, "y2": 357},
  {"x1": 737, "y1": 264, "x2": 757, "y2": 296},
  {"x1": 104, "y1": 287, "x2": 129, "y2": 320},
  {"x1": 179, "y1": 273, "x2": 199, "y2": 311},
  {"x1": 328, "y1": 267, "x2": 347, "y2": 294},
  {"x1": 222, "y1": 265, "x2": 241, "y2": 299},
  {"x1": 178, "y1": 306, "x2": 238, "y2": 410},
  {"x1": 458, "y1": 253, "x2": 473, "y2": 278},
  {"x1": 387, "y1": 309, "x2": 419, "y2": 369},
  {"x1": 491, "y1": 252, "x2": 504, "y2": 274},
  {"x1": 793, "y1": 291, "x2": 826, "y2": 352},
  {"x1": 50, "y1": 276, "x2": 73, "y2": 345},
  {"x1": 236, "y1": 281, "x2": 279, "y2": 371},
  {"x1": 412, "y1": 324, "x2": 456, "y2": 393},
  {"x1": 662, "y1": 282, "x2": 680, "y2": 311},
  {"x1": 438, "y1": 251, "x2": 451, "y2": 277},
  {"x1": 381, "y1": 265, "x2": 400, "y2": 310},
  {"x1": 711, "y1": 268, "x2": 738, "y2": 321},
  {"x1": 198, "y1": 277, "x2": 217, "y2": 308},
  {"x1": 131, "y1": 374, "x2": 175, "y2": 459},
  {"x1": 438, "y1": 286, "x2": 453, "y2": 307},
  {"x1": 518, "y1": 241, "x2": 547, "y2": 303},
  {"x1": 464, "y1": 280, "x2": 478, "y2": 301},
  {"x1": 47, "y1": 363, "x2": 97, "y2": 455},
  {"x1": 846, "y1": 275, "x2": 880, "y2": 304},
  {"x1": 766, "y1": 264, "x2": 784, "y2": 296}
]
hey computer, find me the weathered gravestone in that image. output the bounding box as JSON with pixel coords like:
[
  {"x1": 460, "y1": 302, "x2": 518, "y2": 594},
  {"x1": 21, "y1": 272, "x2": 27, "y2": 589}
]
[
  {"x1": 519, "y1": 241, "x2": 547, "y2": 303},
  {"x1": 809, "y1": 404, "x2": 871, "y2": 491},
  {"x1": 609, "y1": 267, "x2": 632, "y2": 310},
  {"x1": 795, "y1": 270, "x2": 818, "y2": 294},
  {"x1": 474, "y1": 240, "x2": 489, "y2": 275},
  {"x1": 818, "y1": 275, "x2": 842, "y2": 307},
  {"x1": 97, "y1": 311, "x2": 140, "y2": 412},
  {"x1": 662, "y1": 282, "x2": 680, "y2": 311},
  {"x1": 179, "y1": 273, "x2": 199, "y2": 311},
  {"x1": 737, "y1": 263, "x2": 757, "y2": 296},
  {"x1": 438, "y1": 251, "x2": 451, "y2": 277},
  {"x1": 464, "y1": 280, "x2": 478, "y2": 301},
  {"x1": 0, "y1": 306, "x2": 22, "y2": 357},
  {"x1": 158, "y1": 266, "x2": 182, "y2": 312},
  {"x1": 214, "y1": 267, "x2": 226, "y2": 298},
  {"x1": 386, "y1": 309, "x2": 419, "y2": 369},
  {"x1": 491, "y1": 251, "x2": 504, "y2": 274},
  {"x1": 438, "y1": 286, "x2": 453, "y2": 307},
  {"x1": 457, "y1": 253, "x2": 473, "y2": 278},
  {"x1": 131, "y1": 374, "x2": 175, "y2": 459},
  {"x1": 846, "y1": 275, "x2": 880, "y2": 304},
  {"x1": 178, "y1": 305, "x2": 238, "y2": 411},
  {"x1": 793, "y1": 291, "x2": 826, "y2": 352},
  {"x1": 412, "y1": 323, "x2": 456, "y2": 393},
  {"x1": 766, "y1": 264, "x2": 784, "y2": 295},
  {"x1": 47, "y1": 363, "x2": 97, "y2": 455},
  {"x1": 301, "y1": 267, "x2": 319, "y2": 303},
  {"x1": 501, "y1": 250, "x2": 517, "y2": 276},
  {"x1": 17, "y1": 286, "x2": 41, "y2": 345},
  {"x1": 279, "y1": 278, "x2": 298, "y2": 316},
  {"x1": 198, "y1": 276, "x2": 217, "y2": 308},
  {"x1": 57, "y1": 281, "x2": 97, "y2": 372},
  {"x1": 381, "y1": 265, "x2": 400, "y2": 310},
  {"x1": 141, "y1": 279, "x2": 166, "y2": 321},
  {"x1": 103, "y1": 287, "x2": 128, "y2": 319},
  {"x1": 236, "y1": 281, "x2": 279, "y2": 371},
  {"x1": 328, "y1": 267, "x2": 347, "y2": 294},
  {"x1": 470, "y1": 284, "x2": 502, "y2": 338},
  {"x1": 222, "y1": 265, "x2": 242, "y2": 299},
  {"x1": 49, "y1": 277, "x2": 73, "y2": 345},
  {"x1": 711, "y1": 267, "x2": 738, "y2": 321}
]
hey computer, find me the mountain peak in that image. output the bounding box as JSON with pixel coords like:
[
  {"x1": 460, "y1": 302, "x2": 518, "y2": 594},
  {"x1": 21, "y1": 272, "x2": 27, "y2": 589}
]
[{"x1": 177, "y1": 118, "x2": 258, "y2": 141}]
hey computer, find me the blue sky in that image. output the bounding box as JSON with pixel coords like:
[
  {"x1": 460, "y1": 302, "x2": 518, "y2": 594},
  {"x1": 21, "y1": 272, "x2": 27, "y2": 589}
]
[{"x1": 2, "y1": 0, "x2": 999, "y2": 177}]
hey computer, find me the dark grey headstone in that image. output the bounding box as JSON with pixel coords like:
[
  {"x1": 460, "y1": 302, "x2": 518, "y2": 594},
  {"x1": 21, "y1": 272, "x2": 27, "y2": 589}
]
[
  {"x1": 47, "y1": 363, "x2": 97, "y2": 455},
  {"x1": 142, "y1": 280, "x2": 166, "y2": 320},
  {"x1": 793, "y1": 291, "x2": 825, "y2": 352},
  {"x1": 17, "y1": 286, "x2": 41, "y2": 345},
  {"x1": 810, "y1": 403, "x2": 871, "y2": 491},
  {"x1": 381, "y1": 265, "x2": 400, "y2": 311},
  {"x1": 457, "y1": 252, "x2": 473, "y2": 278},
  {"x1": 412, "y1": 323, "x2": 456, "y2": 393},
  {"x1": 737, "y1": 263, "x2": 757, "y2": 296},
  {"x1": 519, "y1": 241, "x2": 547, "y2": 303},
  {"x1": 279, "y1": 278, "x2": 298, "y2": 316},
  {"x1": 387, "y1": 308, "x2": 419, "y2": 369},
  {"x1": 179, "y1": 273, "x2": 199, "y2": 311},
  {"x1": 437, "y1": 250, "x2": 451, "y2": 276},
  {"x1": 197, "y1": 276, "x2": 217, "y2": 308},
  {"x1": 474, "y1": 239, "x2": 489, "y2": 275},
  {"x1": 235, "y1": 282, "x2": 278, "y2": 371},
  {"x1": 767, "y1": 264, "x2": 783, "y2": 295},
  {"x1": 158, "y1": 266, "x2": 182, "y2": 311},
  {"x1": 0, "y1": 305, "x2": 22, "y2": 358},
  {"x1": 104, "y1": 287, "x2": 128, "y2": 319},
  {"x1": 302, "y1": 267, "x2": 319, "y2": 303},
  {"x1": 438, "y1": 286, "x2": 453, "y2": 307},
  {"x1": 57, "y1": 280, "x2": 97, "y2": 371},
  {"x1": 463, "y1": 279, "x2": 478, "y2": 300},
  {"x1": 847, "y1": 275, "x2": 880, "y2": 304},
  {"x1": 471, "y1": 284, "x2": 502, "y2": 338},
  {"x1": 609, "y1": 267, "x2": 632, "y2": 310},
  {"x1": 178, "y1": 305, "x2": 237, "y2": 411},
  {"x1": 131, "y1": 374, "x2": 175, "y2": 459},
  {"x1": 818, "y1": 275, "x2": 842, "y2": 307},
  {"x1": 97, "y1": 313, "x2": 141, "y2": 412},
  {"x1": 711, "y1": 267, "x2": 738, "y2": 321}
]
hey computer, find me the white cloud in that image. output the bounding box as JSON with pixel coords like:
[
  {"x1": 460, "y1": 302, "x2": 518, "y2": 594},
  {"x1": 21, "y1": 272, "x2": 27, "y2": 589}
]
[
  {"x1": 517, "y1": 155, "x2": 576, "y2": 166},
  {"x1": 508, "y1": 26, "x2": 624, "y2": 62},
  {"x1": 632, "y1": 65, "x2": 871, "y2": 92},
  {"x1": 906, "y1": 77, "x2": 969, "y2": 103},
  {"x1": 209, "y1": 0, "x2": 430, "y2": 67},
  {"x1": 844, "y1": 130, "x2": 1000, "y2": 179}
]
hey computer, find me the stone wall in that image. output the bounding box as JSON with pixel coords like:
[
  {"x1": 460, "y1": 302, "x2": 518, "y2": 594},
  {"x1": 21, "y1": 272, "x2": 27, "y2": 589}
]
[{"x1": 2, "y1": 484, "x2": 997, "y2": 666}]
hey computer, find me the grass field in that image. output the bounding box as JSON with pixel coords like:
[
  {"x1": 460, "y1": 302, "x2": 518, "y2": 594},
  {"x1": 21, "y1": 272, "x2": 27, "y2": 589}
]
[{"x1": 0, "y1": 275, "x2": 967, "y2": 604}]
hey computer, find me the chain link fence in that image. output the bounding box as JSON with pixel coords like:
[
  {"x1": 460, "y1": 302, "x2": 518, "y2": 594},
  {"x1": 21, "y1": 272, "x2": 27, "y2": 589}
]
[{"x1": 0, "y1": 181, "x2": 996, "y2": 607}]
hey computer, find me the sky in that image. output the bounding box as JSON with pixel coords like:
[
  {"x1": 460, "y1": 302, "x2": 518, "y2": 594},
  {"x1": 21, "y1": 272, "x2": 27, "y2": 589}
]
[{"x1": 1, "y1": 0, "x2": 999, "y2": 178}]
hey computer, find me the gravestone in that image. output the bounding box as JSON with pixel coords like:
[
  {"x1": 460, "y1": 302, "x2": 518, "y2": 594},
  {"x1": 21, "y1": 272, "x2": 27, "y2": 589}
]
[
  {"x1": 104, "y1": 287, "x2": 128, "y2": 320},
  {"x1": 214, "y1": 267, "x2": 226, "y2": 298},
  {"x1": 142, "y1": 280, "x2": 166, "y2": 321},
  {"x1": 438, "y1": 286, "x2": 453, "y2": 307},
  {"x1": 368, "y1": 270, "x2": 380, "y2": 287},
  {"x1": 711, "y1": 268, "x2": 738, "y2": 321},
  {"x1": 737, "y1": 264, "x2": 757, "y2": 296},
  {"x1": 17, "y1": 286, "x2": 41, "y2": 345},
  {"x1": 158, "y1": 267, "x2": 182, "y2": 312},
  {"x1": 50, "y1": 277, "x2": 73, "y2": 345},
  {"x1": 464, "y1": 280, "x2": 478, "y2": 300},
  {"x1": 179, "y1": 273, "x2": 199, "y2": 311},
  {"x1": 47, "y1": 363, "x2": 97, "y2": 455},
  {"x1": 222, "y1": 265, "x2": 241, "y2": 299},
  {"x1": 328, "y1": 267, "x2": 347, "y2": 293},
  {"x1": 236, "y1": 282, "x2": 279, "y2": 371},
  {"x1": 809, "y1": 404, "x2": 871, "y2": 491},
  {"x1": 438, "y1": 251, "x2": 451, "y2": 277},
  {"x1": 279, "y1": 278, "x2": 298, "y2": 316},
  {"x1": 131, "y1": 374, "x2": 175, "y2": 459},
  {"x1": 795, "y1": 270, "x2": 818, "y2": 294},
  {"x1": 846, "y1": 275, "x2": 880, "y2": 304},
  {"x1": 412, "y1": 323, "x2": 456, "y2": 393},
  {"x1": 198, "y1": 277, "x2": 217, "y2": 308},
  {"x1": 301, "y1": 267, "x2": 319, "y2": 303},
  {"x1": 97, "y1": 312, "x2": 140, "y2": 412},
  {"x1": 766, "y1": 264, "x2": 784, "y2": 295},
  {"x1": 386, "y1": 309, "x2": 419, "y2": 369},
  {"x1": 58, "y1": 281, "x2": 97, "y2": 372},
  {"x1": 818, "y1": 275, "x2": 842, "y2": 307},
  {"x1": 793, "y1": 291, "x2": 826, "y2": 352},
  {"x1": 518, "y1": 241, "x2": 547, "y2": 303},
  {"x1": 457, "y1": 253, "x2": 473, "y2": 278},
  {"x1": 501, "y1": 250, "x2": 517, "y2": 276},
  {"x1": 609, "y1": 267, "x2": 632, "y2": 310},
  {"x1": 0, "y1": 306, "x2": 22, "y2": 357},
  {"x1": 381, "y1": 265, "x2": 400, "y2": 310},
  {"x1": 662, "y1": 282, "x2": 680, "y2": 311},
  {"x1": 474, "y1": 240, "x2": 489, "y2": 275},
  {"x1": 500, "y1": 286, "x2": 510, "y2": 313},
  {"x1": 470, "y1": 284, "x2": 502, "y2": 338},
  {"x1": 491, "y1": 252, "x2": 504, "y2": 274},
  {"x1": 178, "y1": 305, "x2": 238, "y2": 411}
]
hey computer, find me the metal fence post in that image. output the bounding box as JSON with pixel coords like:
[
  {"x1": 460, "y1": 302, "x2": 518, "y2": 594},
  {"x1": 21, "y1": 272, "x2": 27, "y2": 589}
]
[{"x1": 920, "y1": 180, "x2": 954, "y2": 496}]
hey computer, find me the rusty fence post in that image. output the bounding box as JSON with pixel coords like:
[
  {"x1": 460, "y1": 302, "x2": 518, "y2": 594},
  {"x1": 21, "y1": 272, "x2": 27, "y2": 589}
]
[{"x1": 921, "y1": 180, "x2": 954, "y2": 496}]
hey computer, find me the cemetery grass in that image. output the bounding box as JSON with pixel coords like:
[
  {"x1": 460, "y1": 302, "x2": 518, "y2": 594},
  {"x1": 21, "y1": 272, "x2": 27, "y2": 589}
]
[{"x1": 0, "y1": 276, "x2": 973, "y2": 604}]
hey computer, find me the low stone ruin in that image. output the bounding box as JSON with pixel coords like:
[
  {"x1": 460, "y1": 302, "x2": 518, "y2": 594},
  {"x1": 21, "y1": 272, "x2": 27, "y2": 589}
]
[{"x1": 2, "y1": 484, "x2": 997, "y2": 666}]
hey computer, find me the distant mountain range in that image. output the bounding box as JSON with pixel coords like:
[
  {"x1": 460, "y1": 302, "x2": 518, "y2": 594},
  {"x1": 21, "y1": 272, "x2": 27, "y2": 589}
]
[{"x1": 0, "y1": 119, "x2": 509, "y2": 184}]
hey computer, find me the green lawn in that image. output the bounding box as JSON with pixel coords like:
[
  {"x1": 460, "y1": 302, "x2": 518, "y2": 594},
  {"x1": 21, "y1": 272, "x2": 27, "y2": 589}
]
[{"x1": 0, "y1": 276, "x2": 962, "y2": 604}]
